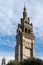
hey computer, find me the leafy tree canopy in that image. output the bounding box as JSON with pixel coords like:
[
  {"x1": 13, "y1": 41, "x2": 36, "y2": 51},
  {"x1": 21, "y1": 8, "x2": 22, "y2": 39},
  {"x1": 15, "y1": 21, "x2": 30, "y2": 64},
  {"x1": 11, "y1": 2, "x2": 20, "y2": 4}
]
[{"x1": 7, "y1": 58, "x2": 43, "y2": 65}]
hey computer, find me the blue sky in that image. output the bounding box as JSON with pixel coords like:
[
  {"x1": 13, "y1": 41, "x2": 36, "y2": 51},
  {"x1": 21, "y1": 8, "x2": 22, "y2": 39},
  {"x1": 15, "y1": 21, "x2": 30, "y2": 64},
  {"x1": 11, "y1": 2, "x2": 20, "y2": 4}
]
[{"x1": 0, "y1": 0, "x2": 43, "y2": 65}]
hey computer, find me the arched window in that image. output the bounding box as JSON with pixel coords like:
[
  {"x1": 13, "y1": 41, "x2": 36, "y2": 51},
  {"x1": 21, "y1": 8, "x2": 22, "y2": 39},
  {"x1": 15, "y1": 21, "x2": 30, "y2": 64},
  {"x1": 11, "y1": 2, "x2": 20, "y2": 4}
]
[
  {"x1": 19, "y1": 31, "x2": 20, "y2": 35},
  {"x1": 28, "y1": 22, "x2": 29, "y2": 24},
  {"x1": 25, "y1": 28, "x2": 27, "y2": 33},
  {"x1": 28, "y1": 30, "x2": 30, "y2": 34},
  {"x1": 25, "y1": 21, "x2": 27, "y2": 24}
]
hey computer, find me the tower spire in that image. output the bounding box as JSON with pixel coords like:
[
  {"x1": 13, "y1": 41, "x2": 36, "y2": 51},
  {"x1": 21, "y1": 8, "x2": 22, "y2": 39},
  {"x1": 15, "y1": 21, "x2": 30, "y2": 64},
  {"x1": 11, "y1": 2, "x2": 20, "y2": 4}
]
[
  {"x1": 24, "y1": 4, "x2": 26, "y2": 12},
  {"x1": 23, "y1": 5, "x2": 27, "y2": 20}
]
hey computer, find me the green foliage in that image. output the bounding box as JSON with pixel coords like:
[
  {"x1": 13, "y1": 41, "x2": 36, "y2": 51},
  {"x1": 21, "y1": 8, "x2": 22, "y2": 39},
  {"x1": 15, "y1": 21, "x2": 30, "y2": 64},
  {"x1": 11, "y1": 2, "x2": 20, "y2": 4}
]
[
  {"x1": 7, "y1": 58, "x2": 43, "y2": 65},
  {"x1": 21, "y1": 58, "x2": 43, "y2": 65},
  {"x1": 7, "y1": 60, "x2": 20, "y2": 65}
]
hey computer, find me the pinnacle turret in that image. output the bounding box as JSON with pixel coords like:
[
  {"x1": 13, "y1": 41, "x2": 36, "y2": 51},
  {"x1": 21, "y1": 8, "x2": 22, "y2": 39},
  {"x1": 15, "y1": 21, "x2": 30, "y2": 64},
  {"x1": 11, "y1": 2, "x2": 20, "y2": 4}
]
[{"x1": 23, "y1": 6, "x2": 27, "y2": 20}]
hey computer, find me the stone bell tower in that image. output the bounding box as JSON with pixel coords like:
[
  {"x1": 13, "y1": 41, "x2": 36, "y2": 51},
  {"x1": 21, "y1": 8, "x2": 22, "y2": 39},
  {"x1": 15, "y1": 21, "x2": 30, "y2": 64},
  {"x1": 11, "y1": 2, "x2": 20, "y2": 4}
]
[
  {"x1": 2, "y1": 57, "x2": 6, "y2": 65},
  {"x1": 15, "y1": 6, "x2": 35, "y2": 61}
]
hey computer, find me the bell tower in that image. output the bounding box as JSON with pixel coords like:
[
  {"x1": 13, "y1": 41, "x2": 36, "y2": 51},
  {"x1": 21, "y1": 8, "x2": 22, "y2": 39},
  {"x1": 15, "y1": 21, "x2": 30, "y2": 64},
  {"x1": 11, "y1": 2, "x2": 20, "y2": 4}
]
[
  {"x1": 15, "y1": 6, "x2": 35, "y2": 61},
  {"x1": 2, "y1": 57, "x2": 6, "y2": 65}
]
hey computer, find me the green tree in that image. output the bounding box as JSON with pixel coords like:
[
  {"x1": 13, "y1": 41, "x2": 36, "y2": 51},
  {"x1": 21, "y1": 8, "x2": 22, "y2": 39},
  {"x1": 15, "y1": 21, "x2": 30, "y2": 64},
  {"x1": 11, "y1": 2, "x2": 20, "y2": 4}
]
[
  {"x1": 7, "y1": 58, "x2": 43, "y2": 65},
  {"x1": 7, "y1": 60, "x2": 20, "y2": 65},
  {"x1": 20, "y1": 58, "x2": 43, "y2": 65}
]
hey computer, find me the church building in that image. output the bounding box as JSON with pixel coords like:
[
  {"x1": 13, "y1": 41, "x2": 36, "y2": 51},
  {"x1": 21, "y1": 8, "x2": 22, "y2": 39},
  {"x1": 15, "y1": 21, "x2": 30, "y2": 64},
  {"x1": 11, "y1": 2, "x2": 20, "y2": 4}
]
[{"x1": 15, "y1": 6, "x2": 35, "y2": 61}]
